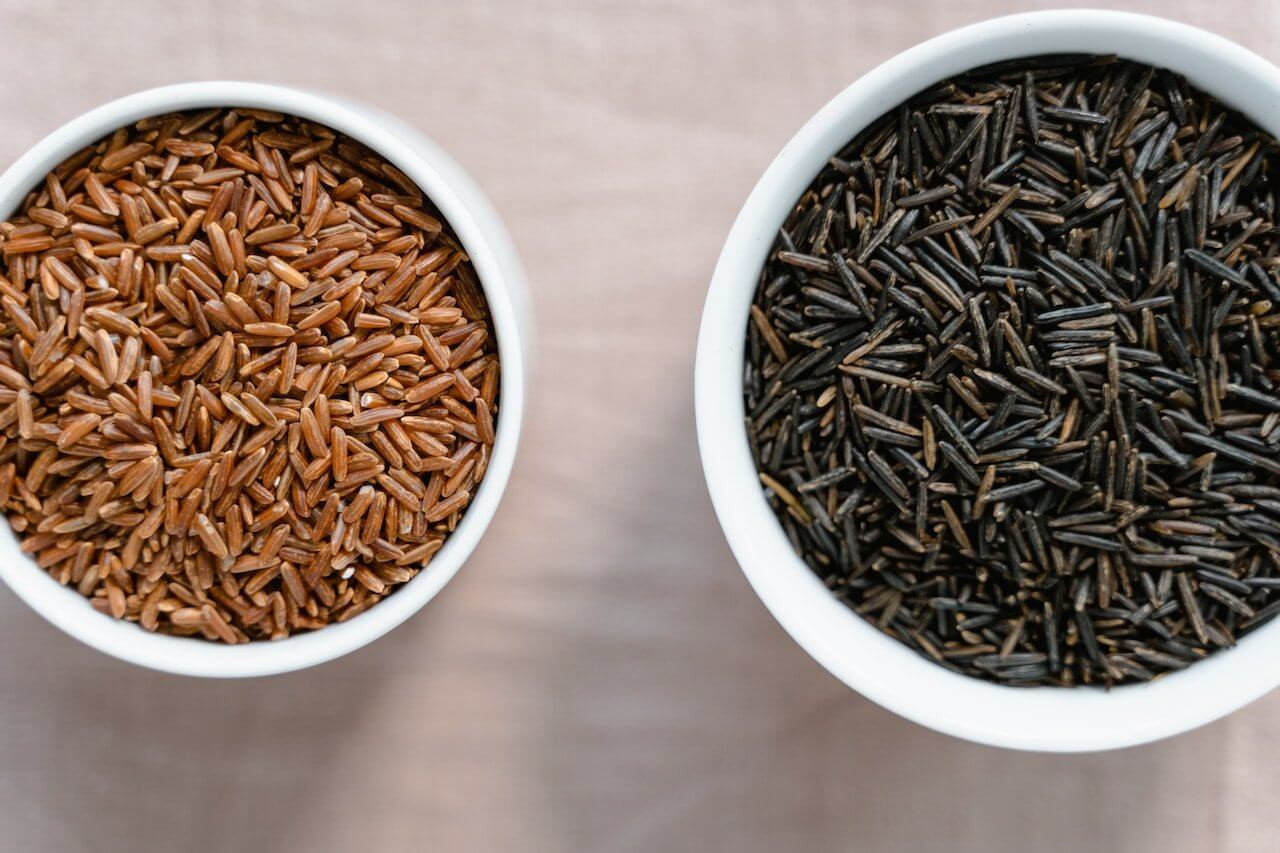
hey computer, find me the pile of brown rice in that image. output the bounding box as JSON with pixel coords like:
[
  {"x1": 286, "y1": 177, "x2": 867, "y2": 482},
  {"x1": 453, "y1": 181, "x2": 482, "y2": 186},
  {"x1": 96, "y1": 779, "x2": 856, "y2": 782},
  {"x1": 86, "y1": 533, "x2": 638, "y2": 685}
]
[{"x1": 0, "y1": 108, "x2": 498, "y2": 643}]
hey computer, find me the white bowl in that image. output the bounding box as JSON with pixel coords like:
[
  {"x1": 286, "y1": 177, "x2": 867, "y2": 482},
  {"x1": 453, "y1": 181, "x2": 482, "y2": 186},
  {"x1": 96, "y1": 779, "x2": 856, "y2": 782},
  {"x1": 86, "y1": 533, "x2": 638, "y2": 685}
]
[
  {"x1": 0, "y1": 82, "x2": 532, "y2": 677},
  {"x1": 696, "y1": 10, "x2": 1280, "y2": 751}
]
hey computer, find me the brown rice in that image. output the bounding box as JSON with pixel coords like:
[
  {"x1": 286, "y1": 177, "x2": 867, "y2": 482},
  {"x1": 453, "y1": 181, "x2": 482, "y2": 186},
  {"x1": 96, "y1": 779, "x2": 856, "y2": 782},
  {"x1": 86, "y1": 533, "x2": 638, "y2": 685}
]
[{"x1": 0, "y1": 108, "x2": 499, "y2": 643}]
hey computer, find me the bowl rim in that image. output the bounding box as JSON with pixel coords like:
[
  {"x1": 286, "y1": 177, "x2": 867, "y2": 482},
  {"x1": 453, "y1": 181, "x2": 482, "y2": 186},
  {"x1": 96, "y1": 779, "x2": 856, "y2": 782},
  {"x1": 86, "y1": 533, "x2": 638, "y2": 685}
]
[
  {"x1": 0, "y1": 81, "x2": 529, "y2": 677},
  {"x1": 696, "y1": 9, "x2": 1280, "y2": 751}
]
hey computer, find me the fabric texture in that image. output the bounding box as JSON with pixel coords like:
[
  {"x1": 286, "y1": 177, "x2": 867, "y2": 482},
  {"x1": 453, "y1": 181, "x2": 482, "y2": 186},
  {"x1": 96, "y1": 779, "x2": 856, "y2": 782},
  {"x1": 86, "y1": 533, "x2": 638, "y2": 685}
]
[{"x1": 0, "y1": 1, "x2": 1277, "y2": 850}]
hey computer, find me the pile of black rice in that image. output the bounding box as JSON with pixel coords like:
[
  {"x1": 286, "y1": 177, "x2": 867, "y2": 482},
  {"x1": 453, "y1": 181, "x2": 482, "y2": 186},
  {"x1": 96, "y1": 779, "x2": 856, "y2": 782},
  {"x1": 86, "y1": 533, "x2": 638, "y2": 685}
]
[{"x1": 745, "y1": 55, "x2": 1280, "y2": 686}]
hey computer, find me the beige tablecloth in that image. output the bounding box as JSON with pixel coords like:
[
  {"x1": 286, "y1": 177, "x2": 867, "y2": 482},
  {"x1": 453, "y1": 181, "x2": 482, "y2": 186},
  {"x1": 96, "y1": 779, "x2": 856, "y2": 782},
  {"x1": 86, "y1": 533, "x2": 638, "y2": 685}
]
[{"x1": 2, "y1": 1, "x2": 1279, "y2": 850}]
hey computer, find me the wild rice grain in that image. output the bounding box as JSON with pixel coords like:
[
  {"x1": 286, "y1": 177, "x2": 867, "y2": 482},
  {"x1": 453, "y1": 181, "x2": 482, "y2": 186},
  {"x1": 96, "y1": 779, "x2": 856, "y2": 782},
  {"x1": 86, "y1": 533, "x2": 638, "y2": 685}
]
[{"x1": 746, "y1": 55, "x2": 1280, "y2": 686}]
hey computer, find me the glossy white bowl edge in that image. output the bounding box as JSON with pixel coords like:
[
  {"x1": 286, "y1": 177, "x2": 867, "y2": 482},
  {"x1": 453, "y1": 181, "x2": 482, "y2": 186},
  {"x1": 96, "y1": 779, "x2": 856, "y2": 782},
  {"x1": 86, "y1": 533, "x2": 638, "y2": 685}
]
[
  {"x1": 0, "y1": 82, "x2": 531, "y2": 677},
  {"x1": 696, "y1": 10, "x2": 1280, "y2": 751}
]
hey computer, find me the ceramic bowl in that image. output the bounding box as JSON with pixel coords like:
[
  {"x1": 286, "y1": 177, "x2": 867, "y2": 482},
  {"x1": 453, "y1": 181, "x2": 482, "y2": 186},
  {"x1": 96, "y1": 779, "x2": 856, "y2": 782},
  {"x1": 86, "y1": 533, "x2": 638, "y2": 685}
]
[
  {"x1": 0, "y1": 82, "x2": 532, "y2": 677},
  {"x1": 696, "y1": 10, "x2": 1280, "y2": 751}
]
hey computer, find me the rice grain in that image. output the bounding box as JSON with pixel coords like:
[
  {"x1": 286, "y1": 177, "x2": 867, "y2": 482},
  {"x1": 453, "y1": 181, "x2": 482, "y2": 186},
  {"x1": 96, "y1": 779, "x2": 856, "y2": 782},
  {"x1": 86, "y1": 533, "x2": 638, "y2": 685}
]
[{"x1": 0, "y1": 108, "x2": 499, "y2": 642}]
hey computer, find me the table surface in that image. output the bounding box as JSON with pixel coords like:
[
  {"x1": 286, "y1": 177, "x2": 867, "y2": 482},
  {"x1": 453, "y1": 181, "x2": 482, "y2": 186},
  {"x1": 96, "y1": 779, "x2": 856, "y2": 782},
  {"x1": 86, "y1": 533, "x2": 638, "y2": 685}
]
[{"x1": 3, "y1": 1, "x2": 1280, "y2": 850}]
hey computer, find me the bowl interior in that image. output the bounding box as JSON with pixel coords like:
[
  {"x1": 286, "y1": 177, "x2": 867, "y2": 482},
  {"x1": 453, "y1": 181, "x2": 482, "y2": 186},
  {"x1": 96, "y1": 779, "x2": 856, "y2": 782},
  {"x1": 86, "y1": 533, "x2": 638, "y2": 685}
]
[
  {"x1": 0, "y1": 82, "x2": 527, "y2": 677},
  {"x1": 696, "y1": 9, "x2": 1280, "y2": 750}
]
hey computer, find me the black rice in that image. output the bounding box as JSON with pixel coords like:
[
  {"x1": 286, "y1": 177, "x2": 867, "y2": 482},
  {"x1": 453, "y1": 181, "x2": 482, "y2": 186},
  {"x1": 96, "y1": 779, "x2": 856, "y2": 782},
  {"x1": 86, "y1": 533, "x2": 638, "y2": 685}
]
[{"x1": 744, "y1": 55, "x2": 1280, "y2": 687}]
